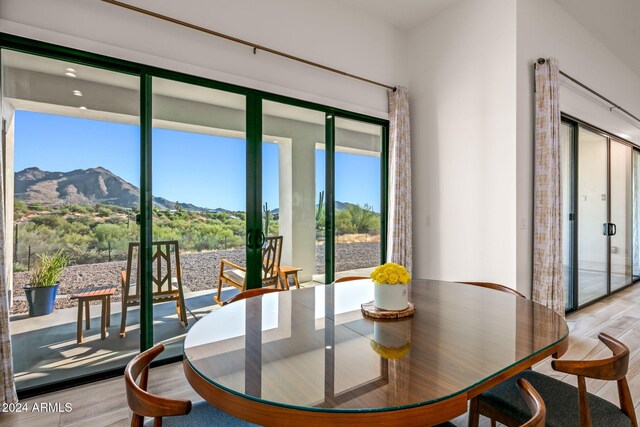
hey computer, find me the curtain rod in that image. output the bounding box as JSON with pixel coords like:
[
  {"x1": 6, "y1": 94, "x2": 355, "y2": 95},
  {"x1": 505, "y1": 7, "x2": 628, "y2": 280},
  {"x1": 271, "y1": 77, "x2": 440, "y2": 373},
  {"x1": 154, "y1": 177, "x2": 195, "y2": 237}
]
[
  {"x1": 101, "y1": 0, "x2": 397, "y2": 92},
  {"x1": 537, "y1": 58, "x2": 640, "y2": 125}
]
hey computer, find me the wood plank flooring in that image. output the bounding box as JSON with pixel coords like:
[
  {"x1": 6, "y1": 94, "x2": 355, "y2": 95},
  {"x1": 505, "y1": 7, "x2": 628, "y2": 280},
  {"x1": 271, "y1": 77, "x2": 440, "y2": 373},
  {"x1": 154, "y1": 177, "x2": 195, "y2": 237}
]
[{"x1": 2, "y1": 284, "x2": 640, "y2": 427}]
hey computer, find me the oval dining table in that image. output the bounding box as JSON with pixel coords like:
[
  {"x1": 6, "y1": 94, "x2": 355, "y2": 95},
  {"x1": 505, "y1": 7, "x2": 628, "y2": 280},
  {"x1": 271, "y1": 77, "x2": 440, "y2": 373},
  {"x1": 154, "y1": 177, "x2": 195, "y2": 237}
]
[{"x1": 183, "y1": 279, "x2": 569, "y2": 426}]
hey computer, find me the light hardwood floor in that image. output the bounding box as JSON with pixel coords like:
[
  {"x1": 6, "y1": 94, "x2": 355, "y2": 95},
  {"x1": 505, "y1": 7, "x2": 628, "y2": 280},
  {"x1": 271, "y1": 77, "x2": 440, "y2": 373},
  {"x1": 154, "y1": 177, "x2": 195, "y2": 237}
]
[{"x1": 2, "y1": 284, "x2": 640, "y2": 427}]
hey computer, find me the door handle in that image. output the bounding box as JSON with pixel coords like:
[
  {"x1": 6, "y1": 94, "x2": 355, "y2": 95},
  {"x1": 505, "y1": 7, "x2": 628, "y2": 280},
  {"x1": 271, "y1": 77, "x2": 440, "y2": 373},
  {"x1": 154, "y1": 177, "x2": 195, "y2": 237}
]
[
  {"x1": 602, "y1": 223, "x2": 617, "y2": 236},
  {"x1": 246, "y1": 229, "x2": 254, "y2": 248},
  {"x1": 246, "y1": 230, "x2": 266, "y2": 248}
]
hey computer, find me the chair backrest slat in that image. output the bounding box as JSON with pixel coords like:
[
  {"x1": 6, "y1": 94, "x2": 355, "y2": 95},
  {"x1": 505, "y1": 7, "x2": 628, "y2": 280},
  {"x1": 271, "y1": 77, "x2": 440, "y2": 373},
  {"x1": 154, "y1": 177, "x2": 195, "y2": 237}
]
[
  {"x1": 261, "y1": 236, "x2": 283, "y2": 284},
  {"x1": 122, "y1": 241, "x2": 182, "y2": 298}
]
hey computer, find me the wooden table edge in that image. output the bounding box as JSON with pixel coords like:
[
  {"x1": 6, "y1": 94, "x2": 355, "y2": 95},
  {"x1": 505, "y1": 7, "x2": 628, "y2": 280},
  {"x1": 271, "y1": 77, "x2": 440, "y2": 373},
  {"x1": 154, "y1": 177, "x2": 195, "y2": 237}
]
[
  {"x1": 183, "y1": 359, "x2": 468, "y2": 426},
  {"x1": 466, "y1": 332, "x2": 569, "y2": 398}
]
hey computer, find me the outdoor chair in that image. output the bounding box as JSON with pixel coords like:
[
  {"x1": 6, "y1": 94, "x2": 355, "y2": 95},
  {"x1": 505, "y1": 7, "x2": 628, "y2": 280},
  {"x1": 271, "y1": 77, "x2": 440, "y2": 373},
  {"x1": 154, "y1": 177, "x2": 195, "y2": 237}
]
[
  {"x1": 214, "y1": 236, "x2": 283, "y2": 305},
  {"x1": 120, "y1": 240, "x2": 188, "y2": 337}
]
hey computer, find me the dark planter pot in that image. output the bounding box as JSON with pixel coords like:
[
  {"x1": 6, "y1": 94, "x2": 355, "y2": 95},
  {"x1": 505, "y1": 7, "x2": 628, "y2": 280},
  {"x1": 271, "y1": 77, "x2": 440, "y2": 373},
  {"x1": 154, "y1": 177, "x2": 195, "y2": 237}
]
[{"x1": 23, "y1": 282, "x2": 59, "y2": 317}]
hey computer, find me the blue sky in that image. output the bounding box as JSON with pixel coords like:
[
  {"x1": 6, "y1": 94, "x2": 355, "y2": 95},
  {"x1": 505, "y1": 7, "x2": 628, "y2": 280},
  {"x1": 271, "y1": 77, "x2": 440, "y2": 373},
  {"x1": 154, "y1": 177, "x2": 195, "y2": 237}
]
[{"x1": 15, "y1": 110, "x2": 380, "y2": 212}]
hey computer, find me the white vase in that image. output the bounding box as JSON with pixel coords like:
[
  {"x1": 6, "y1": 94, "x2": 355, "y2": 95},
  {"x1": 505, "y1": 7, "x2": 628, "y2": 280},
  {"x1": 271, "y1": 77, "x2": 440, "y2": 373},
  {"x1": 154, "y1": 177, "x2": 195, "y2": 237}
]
[{"x1": 374, "y1": 283, "x2": 409, "y2": 311}]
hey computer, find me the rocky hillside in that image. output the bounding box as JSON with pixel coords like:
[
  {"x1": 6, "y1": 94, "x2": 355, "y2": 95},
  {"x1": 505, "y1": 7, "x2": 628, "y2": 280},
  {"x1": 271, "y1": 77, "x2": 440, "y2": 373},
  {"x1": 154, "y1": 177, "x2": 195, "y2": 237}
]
[{"x1": 15, "y1": 167, "x2": 203, "y2": 210}]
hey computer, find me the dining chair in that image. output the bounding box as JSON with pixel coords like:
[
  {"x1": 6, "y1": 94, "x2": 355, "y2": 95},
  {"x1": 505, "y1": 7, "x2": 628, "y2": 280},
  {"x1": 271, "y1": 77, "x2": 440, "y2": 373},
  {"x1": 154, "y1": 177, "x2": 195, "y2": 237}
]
[
  {"x1": 335, "y1": 275, "x2": 369, "y2": 283},
  {"x1": 125, "y1": 344, "x2": 255, "y2": 426},
  {"x1": 468, "y1": 332, "x2": 638, "y2": 427},
  {"x1": 458, "y1": 281, "x2": 526, "y2": 299},
  {"x1": 221, "y1": 287, "x2": 284, "y2": 306}
]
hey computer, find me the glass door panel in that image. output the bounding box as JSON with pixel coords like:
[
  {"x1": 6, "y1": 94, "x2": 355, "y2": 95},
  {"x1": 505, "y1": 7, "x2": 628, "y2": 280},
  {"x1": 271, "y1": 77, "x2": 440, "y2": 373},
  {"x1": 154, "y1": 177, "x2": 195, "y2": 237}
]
[
  {"x1": 334, "y1": 118, "x2": 383, "y2": 279},
  {"x1": 261, "y1": 100, "x2": 325, "y2": 287},
  {"x1": 610, "y1": 141, "x2": 632, "y2": 291},
  {"x1": 577, "y1": 128, "x2": 608, "y2": 306},
  {"x1": 560, "y1": 122, "x2": 574, "y2": 310},
  {"x1": 633, "y1": 150, "x2": 640, "y2": 282},
  {"x1": 2, "y1": 49, "x2": 140, "y2": 390},
  {"x1": 152, "y1": 78, "x2": 246, "y2": 359}
]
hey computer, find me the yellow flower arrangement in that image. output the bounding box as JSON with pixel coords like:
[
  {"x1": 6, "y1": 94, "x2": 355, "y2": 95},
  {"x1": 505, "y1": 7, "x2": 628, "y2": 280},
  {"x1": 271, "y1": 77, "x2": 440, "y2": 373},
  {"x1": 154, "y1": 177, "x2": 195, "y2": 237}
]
[
  {"x1": 370, "y1": 339, "x2": 412, "y2": 360},
  {"x1": 370, "y1": 263, "x2": 411, "y2": 285}
]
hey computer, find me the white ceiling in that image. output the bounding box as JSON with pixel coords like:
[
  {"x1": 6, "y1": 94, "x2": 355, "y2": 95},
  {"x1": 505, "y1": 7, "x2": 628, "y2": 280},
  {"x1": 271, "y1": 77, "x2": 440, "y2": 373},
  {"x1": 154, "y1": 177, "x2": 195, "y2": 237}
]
[
  {"x1": 555, "y1": 0, "x2": 640, "y2": 78},
  {"x1": 338, "y1": 0, "x2": 460, "y2": 30}
]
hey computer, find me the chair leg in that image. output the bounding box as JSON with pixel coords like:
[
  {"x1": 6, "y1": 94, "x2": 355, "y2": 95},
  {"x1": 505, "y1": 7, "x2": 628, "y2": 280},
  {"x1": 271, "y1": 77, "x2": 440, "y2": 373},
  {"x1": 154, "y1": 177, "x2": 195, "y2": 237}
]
[
  {"x1": 100, "y1": 298, "x2": 107, "y2": 340},
  {"x1": 106, "y1": 296, "x2": 111, "y2": 327},
  {"x1": 120, "y1": 300, "x2": 127, "y2": 338},
  {"x1": 76, "y1": 300, "x2": 83, "y2": 344},
  {"x1": 85, "y1": 301, "x2": 91, "y2": 329},
  {"x1": 468, "y1": 396, "x2": 480, "y2": 427},
  {"x1": 215, "y1": 275, "x2": 224, "y2": 305},
  {"x1": 177, "y1": 297, "x2": 188, "y2": 327}
]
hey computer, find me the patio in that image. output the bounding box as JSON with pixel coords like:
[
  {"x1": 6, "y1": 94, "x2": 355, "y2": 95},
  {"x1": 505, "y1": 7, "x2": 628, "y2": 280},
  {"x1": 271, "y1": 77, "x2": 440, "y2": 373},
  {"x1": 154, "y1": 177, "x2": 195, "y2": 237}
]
[{"x1": 9, "y1": 268, "x2": 372, "y2": 392}]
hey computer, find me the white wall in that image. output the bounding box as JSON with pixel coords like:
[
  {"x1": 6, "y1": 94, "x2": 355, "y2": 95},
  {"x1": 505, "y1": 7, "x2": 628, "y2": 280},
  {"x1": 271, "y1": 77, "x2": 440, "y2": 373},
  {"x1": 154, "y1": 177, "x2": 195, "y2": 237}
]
[
  {"x1": 408, "y1": 0, "x2": 518, "y2": 287},
  {"x1": 0, "y1": 0, "x2": 408, "y2": 118},
  {"x1": 516, "y1": 0, "x2": 640, "y2": 296}
]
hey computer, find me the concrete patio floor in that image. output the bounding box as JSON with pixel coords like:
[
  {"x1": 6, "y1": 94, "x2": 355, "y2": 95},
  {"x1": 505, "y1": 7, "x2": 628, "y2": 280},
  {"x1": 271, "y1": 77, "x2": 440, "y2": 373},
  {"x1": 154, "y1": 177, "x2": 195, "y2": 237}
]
[{"x1": 9, "y1": 268, "x2": 373, "y2": 392}]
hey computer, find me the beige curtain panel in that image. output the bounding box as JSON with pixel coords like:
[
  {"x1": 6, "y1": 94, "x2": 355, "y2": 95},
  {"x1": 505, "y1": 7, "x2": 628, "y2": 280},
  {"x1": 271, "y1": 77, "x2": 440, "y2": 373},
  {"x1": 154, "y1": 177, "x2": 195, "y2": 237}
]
[
  {"x1": 0, "y1": 145, "x2": 17, "y2": 403},
  {"x1": 532, "y1": 58, "x2": 564, "y2": 316},
  {"x1": 387, "y1": 86, "x2": 412, "y2": 273}
]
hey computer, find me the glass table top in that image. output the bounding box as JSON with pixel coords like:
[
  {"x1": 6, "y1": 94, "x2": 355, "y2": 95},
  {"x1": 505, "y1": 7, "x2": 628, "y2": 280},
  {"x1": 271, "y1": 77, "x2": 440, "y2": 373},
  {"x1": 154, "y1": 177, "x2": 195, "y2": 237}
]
[{"x1": 184, "y1": 279, "x2": 568, "y2": 412}]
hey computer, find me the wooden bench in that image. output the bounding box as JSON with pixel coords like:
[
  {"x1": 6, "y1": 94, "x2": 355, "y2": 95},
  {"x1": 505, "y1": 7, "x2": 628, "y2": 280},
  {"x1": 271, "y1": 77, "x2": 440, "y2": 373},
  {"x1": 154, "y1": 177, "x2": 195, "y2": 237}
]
[{"x1": 70, "y1": 285, "x2": 117, "y2": 344}]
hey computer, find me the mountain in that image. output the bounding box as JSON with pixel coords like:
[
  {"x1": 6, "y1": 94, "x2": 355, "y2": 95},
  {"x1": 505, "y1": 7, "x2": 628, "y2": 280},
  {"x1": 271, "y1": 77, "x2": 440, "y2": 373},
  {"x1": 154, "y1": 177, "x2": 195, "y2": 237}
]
[
  {"x1": 14, "y1": 167, "x2": 205, "y2": 211},
  {"x1": 270, "y1": 201, "x2": 360, "y2": 215}
]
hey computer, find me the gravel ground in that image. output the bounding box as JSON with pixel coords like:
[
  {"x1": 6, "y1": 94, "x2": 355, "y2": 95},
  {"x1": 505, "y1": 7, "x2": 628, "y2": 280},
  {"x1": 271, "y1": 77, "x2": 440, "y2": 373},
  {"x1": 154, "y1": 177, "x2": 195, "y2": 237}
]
[{"x1": 10, "y1": 242, "x2": 380, "y2": 315}]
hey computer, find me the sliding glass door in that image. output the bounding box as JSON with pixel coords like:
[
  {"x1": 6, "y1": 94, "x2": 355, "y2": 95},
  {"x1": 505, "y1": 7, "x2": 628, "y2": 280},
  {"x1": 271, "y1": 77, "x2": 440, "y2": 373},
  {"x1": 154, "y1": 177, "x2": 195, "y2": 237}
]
[
  {"x1": 2, "y1": 48, "x2": 141, "y2": 391},
  {"x1": 0, "y1": 36, "x2": 388, "y2": 394},
  {"x1": 577, "y1": 127, "x2": 609, "y2": 306},
  {"x1": 610, "y1": 141, "x2": 633, "y2": 292},
  {"x1": 563, "y1": 117, "x2": 638, "y2": 311},
  {"x1": 261, "y1": 100, "x2": 325, "y2": 286},
  {"x1": 151, "y1": 78, "x2": 247, "y2": 360}
]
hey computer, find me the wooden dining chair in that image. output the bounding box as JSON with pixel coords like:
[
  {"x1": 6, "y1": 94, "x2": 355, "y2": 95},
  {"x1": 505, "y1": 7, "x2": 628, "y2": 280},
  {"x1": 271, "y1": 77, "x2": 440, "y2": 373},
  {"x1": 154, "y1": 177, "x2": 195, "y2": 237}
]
[
  {"x1": 518, "y1": 379, "x2": 546, "y2": 427},
  {"x1": 458, "y1": 281, "x2": 526, "y2": 299},
  {"x1": 335, "y1": 275, "x2": 369, "y2": 283},
  {"x1": 468, "y1": 332, "x2": 638, "y2": 427},
  {"x1": 221, "y1": 287, "x2": 284, "y2": 306},
  {"x1": 433, "y1": 379, "x2": 544, "y2": 427},
  {"x1": 125, "y1": 344, "x2": 255, "y2": 426}
]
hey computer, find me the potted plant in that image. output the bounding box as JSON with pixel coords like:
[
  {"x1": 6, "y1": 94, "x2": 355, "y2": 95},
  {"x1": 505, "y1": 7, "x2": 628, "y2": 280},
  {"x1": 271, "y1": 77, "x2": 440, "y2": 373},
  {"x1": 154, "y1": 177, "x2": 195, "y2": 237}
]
[
  {"x1": 23, "y1": 250, "x2": 68, "y2": 316},
  {"x1": 370, "y1": 263, "x2": 411, "y2": 311}
]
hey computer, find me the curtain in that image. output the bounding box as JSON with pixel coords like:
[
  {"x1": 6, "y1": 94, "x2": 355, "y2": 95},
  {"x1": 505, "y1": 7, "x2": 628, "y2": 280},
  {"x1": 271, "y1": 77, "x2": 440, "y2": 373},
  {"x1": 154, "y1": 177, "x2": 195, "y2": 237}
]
[
  {"x1": 387, "y1": 87, "x2": 412, "y2": 274},
  {"x1": 532, "y1": 58, "x2": 564, "y2": 316}
]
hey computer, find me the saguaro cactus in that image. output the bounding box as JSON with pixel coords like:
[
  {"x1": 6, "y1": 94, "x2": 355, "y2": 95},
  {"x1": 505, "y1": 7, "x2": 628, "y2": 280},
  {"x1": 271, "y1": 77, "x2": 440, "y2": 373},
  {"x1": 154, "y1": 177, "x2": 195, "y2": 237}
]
[{"x1": 263, "y1": 202, "x2": 271, "y2": 237}]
